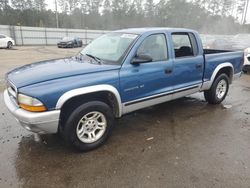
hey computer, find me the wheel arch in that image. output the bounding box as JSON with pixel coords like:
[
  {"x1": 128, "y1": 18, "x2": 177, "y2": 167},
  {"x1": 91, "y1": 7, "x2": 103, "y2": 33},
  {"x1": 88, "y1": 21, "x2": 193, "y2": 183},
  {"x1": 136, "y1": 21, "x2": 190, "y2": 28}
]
[
  {"x1": 7, "y1": 40, "x2": 11, "y2": 47},
  {"x1": 56, "y1": 85, "x2": 122, "y2": 118},
  {"x1": 201, "y1": 62, "x2": 234, "y2": 90}
]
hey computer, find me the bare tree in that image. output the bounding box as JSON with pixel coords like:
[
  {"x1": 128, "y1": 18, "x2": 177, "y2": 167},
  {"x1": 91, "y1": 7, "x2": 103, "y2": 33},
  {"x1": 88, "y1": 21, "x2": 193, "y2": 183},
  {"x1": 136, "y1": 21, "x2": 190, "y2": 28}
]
[
  {"x1": 0, "y1": 0, "x2": 9, "y2": 10},
  {"x1": 33, "y1": 0, "x2": 47, "y2": 11},
  {"x1": 11, "y1": 0, "x2": 34, "y2": 10},
  {"x1": 221, "y1": 0, "x2": 233, "y2": 16}
]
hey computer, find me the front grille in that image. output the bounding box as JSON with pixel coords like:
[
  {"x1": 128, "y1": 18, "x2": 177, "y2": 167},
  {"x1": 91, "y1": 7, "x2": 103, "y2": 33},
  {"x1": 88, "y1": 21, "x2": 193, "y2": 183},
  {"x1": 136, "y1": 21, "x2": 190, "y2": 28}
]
[{"x1": 6, "y1": 80, "x2": 17, "y2": 102}]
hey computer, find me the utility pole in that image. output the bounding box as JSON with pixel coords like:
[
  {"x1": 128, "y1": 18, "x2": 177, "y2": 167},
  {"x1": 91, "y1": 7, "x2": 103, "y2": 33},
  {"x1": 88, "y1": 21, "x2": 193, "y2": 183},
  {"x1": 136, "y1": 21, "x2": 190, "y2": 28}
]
[
  {"x1": 55, "y1": 0, "x2": 59, "y2": 28},
  {"x1": 242, "y1": 0, "x2": 249, "y2": 24}
]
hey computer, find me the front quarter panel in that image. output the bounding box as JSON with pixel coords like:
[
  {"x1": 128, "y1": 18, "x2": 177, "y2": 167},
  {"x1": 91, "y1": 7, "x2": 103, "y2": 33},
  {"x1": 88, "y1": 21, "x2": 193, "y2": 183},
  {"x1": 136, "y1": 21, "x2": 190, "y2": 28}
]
[{"x1": 18, "y1": 70, "x2": 120, "y2": 110}]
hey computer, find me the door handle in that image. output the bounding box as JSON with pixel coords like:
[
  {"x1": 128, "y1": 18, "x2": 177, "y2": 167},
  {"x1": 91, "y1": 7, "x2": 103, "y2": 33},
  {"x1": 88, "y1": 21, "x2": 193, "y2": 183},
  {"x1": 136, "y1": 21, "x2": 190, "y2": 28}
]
[
  {"x1": 196, "y1": 64, "x2": 202, "y2": 69},
  {"x1": 165, "y1": 69, "x2": 172, "y2": 74}
]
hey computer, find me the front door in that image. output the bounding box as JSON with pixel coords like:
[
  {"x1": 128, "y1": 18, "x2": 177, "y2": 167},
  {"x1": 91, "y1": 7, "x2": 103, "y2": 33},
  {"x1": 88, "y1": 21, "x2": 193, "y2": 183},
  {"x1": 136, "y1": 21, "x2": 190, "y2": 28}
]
[
  {"x1": 0, "y1": 35, "x2": 6, "y2": 47},
  {"x1": 120, "y1": 33, "x2": 174, "y2": 113}
]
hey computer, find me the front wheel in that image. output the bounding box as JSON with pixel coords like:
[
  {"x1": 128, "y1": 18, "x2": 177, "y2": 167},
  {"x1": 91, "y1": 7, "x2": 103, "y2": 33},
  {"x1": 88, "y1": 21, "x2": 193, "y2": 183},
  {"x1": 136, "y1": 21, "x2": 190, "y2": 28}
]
[
  {"x1": 204, "y1": 73, "x2": 229, "y2": 104},
  {"x1": 7, "y1": 41, "x2": 13, "y2": 49},
  {"x1": 61, "y1": 101, "x2": 114, "y2": 152}
]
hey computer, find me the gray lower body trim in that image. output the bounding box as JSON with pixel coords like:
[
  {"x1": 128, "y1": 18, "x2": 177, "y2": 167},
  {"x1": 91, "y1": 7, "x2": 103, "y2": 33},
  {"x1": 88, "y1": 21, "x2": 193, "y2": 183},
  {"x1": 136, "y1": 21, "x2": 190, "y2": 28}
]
[
  {"x1": 4, "y1": 90, "x2": 60, "y2": 134},
  {"x1": 201, "y1": 72, "x2": 242, "y2": 91},
  {"x1": 122, "y1": 85, "x2": 200, "y2": 115},
  {"x1": 200, "y1": 81, "x2": 211, "y2": 91}
]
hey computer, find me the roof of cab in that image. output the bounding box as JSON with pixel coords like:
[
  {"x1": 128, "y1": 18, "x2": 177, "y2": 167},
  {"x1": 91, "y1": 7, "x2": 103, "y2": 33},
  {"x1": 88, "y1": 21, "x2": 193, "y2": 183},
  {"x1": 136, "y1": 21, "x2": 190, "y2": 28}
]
[{"x1": 113, "y1": 27, "x2": 196, "y2": 35}]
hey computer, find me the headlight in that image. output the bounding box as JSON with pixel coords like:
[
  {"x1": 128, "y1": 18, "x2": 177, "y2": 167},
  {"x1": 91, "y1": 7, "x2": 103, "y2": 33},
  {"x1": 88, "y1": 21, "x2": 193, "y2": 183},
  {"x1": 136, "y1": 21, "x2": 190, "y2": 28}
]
[
  {"x1": 18, "y1": 94, "x2": 47, "y2": 112},
  {"x1": 244, "y1": 48, "x2": 250, "y2": 56}
]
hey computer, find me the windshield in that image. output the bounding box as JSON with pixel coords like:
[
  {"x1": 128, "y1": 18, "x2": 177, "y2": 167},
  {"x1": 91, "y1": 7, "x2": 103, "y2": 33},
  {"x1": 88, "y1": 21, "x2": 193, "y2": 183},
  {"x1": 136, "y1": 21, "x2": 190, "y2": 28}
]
[{"x1": 80, "y1": 33, "x2": 138, "y2": 63}]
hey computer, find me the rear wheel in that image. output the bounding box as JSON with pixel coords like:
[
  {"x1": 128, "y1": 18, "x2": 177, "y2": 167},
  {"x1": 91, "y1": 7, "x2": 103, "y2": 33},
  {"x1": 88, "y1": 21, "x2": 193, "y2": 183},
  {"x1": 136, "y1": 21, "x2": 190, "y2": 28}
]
[
  {"x1": 61, "y1": 101, "x2": 114, "y2": 152},
  {"x1": 7, "y1": 41, "x2": 13, "y2": 49},
  {"x1": 204, "y1": 73, "x2": 229, "y2": 104}
]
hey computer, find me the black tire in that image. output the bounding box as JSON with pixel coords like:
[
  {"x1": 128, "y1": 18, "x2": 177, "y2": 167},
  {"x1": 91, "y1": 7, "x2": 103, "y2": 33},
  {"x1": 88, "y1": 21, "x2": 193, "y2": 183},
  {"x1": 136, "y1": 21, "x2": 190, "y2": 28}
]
[
  {"x1": 204, "y1": 73, "x2": 229, "y2": 104},
  {"x1": 61, "y1": 101, "x2": 114, "y2": 152},
  {"x1": 243, "y1": 65, "x2": 250, "y2": 74},
  {"x1": 7, "y1": 41, "x2": 13, "y2": 49}
]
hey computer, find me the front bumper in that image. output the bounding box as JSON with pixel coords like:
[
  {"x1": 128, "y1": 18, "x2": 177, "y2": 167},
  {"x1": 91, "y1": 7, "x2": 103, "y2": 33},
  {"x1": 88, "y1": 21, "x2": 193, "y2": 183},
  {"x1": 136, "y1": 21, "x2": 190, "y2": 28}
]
[
  {"x1": 3, "y1": 90, "x2": 60, "y2": 134},
  {"x1": 57, "y1": 43, "x2": 72, "y2": 48},
  {"x1": 244, "y1": 56, "x2": 250, "y2": 65},
  {"x1": 12, "y1": 40, "x2": 15, "y2": 46}
]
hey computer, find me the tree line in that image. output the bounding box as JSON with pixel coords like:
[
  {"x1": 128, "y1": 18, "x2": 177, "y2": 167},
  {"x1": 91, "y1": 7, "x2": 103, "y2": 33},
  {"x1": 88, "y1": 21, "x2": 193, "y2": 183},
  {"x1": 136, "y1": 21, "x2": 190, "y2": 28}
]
[{"x1": 0, "y1": 0, "x2": 249, "y2": 34}]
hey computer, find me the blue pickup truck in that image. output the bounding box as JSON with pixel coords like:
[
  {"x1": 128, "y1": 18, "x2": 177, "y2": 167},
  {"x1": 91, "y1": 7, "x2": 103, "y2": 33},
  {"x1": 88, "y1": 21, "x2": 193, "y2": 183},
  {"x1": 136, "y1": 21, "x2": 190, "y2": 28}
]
[{"x1": 4, "y1": 28, "x2": 243, "y2": 151}]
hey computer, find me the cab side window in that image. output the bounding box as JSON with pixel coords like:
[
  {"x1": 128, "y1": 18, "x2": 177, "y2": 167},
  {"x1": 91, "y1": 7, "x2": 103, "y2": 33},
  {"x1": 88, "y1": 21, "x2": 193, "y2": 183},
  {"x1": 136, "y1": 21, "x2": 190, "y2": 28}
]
[
  {"x1": 172, "y1": 33, "x2": 198, "y2": 58},
  {"x1": 0, "y1": 35, "x2": 5, "y2": 38},
  {"x1": 137, "y1": 34, "x2": 168, "y2": 61}
]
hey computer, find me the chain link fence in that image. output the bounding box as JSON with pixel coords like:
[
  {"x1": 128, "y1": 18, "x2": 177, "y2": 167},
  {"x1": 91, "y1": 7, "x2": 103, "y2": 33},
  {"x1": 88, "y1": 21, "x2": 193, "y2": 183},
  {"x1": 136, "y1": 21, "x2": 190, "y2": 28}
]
[
  {"x1": 0, "y1": 25, "x2": 109, "y2": 46},
  {"x1": 0, "y1": 25, "x2": 238, "y2": 49}
]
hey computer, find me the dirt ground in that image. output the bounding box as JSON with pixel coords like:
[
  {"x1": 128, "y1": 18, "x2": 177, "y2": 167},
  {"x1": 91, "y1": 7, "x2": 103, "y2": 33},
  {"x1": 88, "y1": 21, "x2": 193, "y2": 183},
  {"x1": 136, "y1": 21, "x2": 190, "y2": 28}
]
[{"x1": 0, "y1": 46, "x2": 250, "y2": 188}]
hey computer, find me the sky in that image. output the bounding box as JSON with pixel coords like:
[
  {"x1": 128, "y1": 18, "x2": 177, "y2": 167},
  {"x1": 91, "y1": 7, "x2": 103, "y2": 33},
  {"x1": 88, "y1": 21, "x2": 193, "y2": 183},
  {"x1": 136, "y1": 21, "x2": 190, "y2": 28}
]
[
  {"x1": 46, "y1": 0, "x2": 56, "y2": 11},
  {"x1": 45, "y1": 0, "x2": 250, "y2": 24}
]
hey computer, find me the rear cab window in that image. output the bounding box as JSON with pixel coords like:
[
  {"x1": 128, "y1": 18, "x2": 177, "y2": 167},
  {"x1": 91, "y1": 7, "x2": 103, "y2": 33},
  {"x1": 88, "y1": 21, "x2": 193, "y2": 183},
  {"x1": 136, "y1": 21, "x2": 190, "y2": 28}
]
[{"x1": 172, "y1": 32, "x2": 198, "y2": 58}]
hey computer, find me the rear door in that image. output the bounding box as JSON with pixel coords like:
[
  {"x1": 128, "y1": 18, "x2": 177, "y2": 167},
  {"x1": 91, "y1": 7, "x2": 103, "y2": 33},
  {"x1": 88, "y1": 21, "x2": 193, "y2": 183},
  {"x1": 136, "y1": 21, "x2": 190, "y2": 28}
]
[{"x1": 171, "y1": 32, "x2": 204, "y2": 96}]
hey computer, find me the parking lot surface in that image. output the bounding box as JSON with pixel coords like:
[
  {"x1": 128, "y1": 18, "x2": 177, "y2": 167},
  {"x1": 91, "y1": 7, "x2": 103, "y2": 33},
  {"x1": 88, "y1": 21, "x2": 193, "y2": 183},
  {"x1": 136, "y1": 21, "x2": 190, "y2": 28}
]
[
  {"x1": 0, "y1": 46, "x2": 80, "y2": 90},
  {"x1": 0, "y1": 46, "x2": 250, "y2": 188}
]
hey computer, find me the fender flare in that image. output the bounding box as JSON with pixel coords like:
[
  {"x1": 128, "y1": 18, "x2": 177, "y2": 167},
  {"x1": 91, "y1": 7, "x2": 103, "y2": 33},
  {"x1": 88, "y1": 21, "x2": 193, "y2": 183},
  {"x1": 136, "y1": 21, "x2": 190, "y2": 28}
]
[
  {"x1": 201, "y1": 62, "x2": 234, "y2": 91},
  {"x1": 56, "y1": 84, "x2": 122, "y2": 117}
]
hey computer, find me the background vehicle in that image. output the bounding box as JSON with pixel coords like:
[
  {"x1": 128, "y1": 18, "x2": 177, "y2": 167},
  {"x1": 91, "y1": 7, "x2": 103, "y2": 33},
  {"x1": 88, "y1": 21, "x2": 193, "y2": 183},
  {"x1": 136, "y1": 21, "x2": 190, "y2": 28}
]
[
  {"x1": 4, "y1": 28, "x2": 244, "y2": 152},
  {"x1": 57, "y1": 37, "x2": 83, "y2": 48},
  {"x1": 243, "y1": 48, "x2": 250, "y2": 73},
  {"x1": 0, "y1": 34, "x2": 15, "y2": 49}
]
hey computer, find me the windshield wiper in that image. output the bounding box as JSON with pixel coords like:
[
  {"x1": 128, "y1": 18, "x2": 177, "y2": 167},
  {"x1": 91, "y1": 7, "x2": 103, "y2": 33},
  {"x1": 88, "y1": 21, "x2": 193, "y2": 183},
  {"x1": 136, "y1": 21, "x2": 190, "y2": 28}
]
[{"x1": 85, "y1": 53, "x2": 102, "y2": 64}]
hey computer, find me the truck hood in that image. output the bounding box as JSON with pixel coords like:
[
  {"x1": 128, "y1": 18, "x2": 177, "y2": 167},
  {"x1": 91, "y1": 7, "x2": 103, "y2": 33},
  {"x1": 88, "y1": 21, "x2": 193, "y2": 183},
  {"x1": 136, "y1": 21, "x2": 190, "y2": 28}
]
[{"x1": 7, "y1": 57, "x2": 120, "y2": 88}]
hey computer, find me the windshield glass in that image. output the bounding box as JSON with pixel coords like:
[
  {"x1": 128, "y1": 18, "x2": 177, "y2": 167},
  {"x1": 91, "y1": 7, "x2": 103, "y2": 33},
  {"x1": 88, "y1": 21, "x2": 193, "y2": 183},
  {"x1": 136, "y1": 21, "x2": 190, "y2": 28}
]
[{"x1": 80, "y1": 33, "x2": 138, "y2": 63}]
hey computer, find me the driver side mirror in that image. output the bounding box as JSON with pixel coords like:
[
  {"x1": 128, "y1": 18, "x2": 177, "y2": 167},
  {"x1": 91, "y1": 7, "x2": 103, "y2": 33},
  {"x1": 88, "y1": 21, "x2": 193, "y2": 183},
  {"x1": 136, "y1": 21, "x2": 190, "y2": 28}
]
[{"x1": 131, "y1": 54, "x2": 153, "y2": 64}]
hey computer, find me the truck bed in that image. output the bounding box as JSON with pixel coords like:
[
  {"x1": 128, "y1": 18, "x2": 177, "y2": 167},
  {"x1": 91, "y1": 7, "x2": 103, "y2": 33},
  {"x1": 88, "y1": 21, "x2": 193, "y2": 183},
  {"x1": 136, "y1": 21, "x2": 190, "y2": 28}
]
[
  {"x1": 204, "y1": 49, "x2": 233, "y2": 54},
  {"x1": 203, "y1": 49, "x2": 244, "y2": 82}
]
